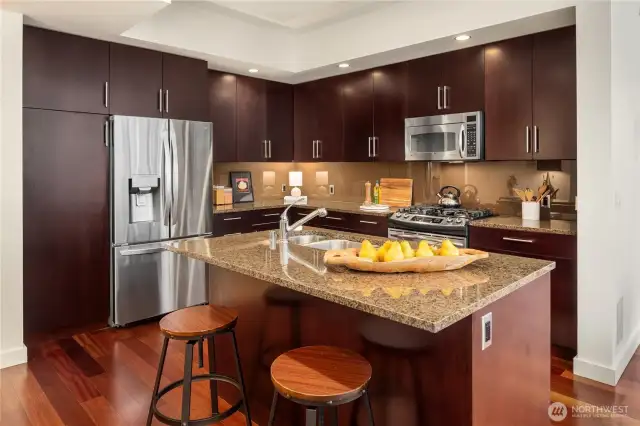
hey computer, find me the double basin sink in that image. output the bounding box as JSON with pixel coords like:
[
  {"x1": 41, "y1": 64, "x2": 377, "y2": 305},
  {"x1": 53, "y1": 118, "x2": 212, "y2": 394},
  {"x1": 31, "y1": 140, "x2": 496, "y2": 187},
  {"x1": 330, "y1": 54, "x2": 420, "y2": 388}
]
[{"x1": 287, "y1": 235, "x2": 360, "y2": 251}]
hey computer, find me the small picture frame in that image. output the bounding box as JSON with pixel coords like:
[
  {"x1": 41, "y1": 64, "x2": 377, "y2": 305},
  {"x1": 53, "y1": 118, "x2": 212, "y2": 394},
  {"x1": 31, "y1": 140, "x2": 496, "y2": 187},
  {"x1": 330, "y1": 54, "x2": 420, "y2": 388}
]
[{"x1": 229, "y1": 171, "x2": 254, "y2": 203}]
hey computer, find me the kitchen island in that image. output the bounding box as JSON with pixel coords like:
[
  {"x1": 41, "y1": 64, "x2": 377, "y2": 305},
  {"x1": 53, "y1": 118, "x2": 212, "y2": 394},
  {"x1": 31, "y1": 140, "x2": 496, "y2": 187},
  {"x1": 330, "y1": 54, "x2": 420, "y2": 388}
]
[{"x1": 168, "y1": 228, "x2": 555, "y2": 426}]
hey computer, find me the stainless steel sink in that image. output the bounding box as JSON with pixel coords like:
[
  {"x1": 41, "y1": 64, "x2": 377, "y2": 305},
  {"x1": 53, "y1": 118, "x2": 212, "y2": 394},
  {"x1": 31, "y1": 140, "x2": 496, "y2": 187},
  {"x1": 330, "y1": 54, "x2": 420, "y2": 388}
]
[
  {"x1": 287, "y1": 235, "x2": 326, "y2": 245},
  {"x1": 304, "y1": 240, "x2": 361, "y2": 251}
]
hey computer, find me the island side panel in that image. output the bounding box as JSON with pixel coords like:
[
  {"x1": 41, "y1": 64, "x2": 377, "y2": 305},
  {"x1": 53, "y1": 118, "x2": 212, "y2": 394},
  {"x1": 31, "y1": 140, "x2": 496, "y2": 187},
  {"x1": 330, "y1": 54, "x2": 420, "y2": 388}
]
[
  {"x1": 471, "y1": 273, "x2": 551, "y2": 426},
  {"x1": 208, "y1": 265, "x2": 478, "y2": 426}
]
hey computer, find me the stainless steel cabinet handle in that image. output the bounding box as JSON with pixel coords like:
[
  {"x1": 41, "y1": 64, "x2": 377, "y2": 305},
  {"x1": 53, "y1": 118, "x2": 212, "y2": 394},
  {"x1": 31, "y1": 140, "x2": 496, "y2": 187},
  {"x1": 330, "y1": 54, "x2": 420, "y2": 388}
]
[
  {"x1": 164, "y1": 90, "x2": 169, "y2": 113},
  {"x1": 263, "y1": 213, "x2": 281, "y2": 217},
  {"x1": 368, "y1": 137, "x2": 372, "y2": 157},
  {"x1": 317, "y1": 140, "x2": 322, "y2": 158},
  {"x1": 373, "y1": 136, "x2": 379, "y2": 157},
  {"x1": 502, "y1": 237, "x2": 534, "y2": 243},
  {"x1": 534, "y1": 126, "x2": 539, "y2": 153},
  {"x1": 263, "y1": 140, "x2": 268, "y2": 159},
  {"x1": 359, "y1": 220, "x2": 378, "y2": 225},
  {"x1": 443, "y1": 86, "x2": 450, "y2": 109},
  {"x1": 298, "y1": 212, "x2": 310, "y2": 216},
  {"x1": 224, "y1": 232, "x2": 242, "y2": 236},
  {"x1": 158, "y1": 89, "x2": 163, "y2": 112},
  {"x1": 437, "y1": 86, "x2": 443, "y2": 110},
  {"x1": 312, "y1": 140, "x2": 316, "y2": 159},
  {"x1": 120, "y1": 247, "x2": 165, "y2": 256},
  {"x1": 325, "y1": 216, "x2": 342, "y2": 221},
  {"x1": 223, "y1": 217, "x2": 242, "y2": 221},
  {"x1": 104, "y1": 120, "x2": 109, "y2": 147},
  {"x1": 251, "y1": 221, "x2": 279, "y2": 227},
  {"x1": 268, "y1": 140, "x2": 272, "y2": 158},
  {"x1": 525, "y1": 126, "x2": 531, "y2": 153},
  {"x1": 104, "y1": 82, "x2": 109, "y2": 108}
]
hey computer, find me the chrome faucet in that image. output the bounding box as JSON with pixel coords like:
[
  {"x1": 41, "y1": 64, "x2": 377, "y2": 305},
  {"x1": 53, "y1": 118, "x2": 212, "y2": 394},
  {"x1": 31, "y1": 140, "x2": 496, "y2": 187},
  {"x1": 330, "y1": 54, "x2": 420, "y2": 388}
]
[{"x1": 280, "y1": 197, "x2": 327, "y2": 241}]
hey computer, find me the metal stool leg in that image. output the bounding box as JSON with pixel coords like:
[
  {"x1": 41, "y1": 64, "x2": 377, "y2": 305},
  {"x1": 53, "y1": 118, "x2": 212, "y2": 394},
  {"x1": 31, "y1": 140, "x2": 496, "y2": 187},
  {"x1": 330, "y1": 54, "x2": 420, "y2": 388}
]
[
  {"x1": 305, "y1": 408, "x2": 317, "y2": 426},
  {"x1": 231, "y1": 330, "x2": 252, "y2": 426},
  {"x1": 363, "y1": 389, "x2": 375, "y2": 426},
  {"x1": 181, "y1": 341, "x2": 195, "y2": 426},
  {"x1": 267, "y1": 390, "x2": 278, "y2": 426},
  {"x1": 146, "y1": 337, "x2": 169, "y2": 426},
  {"x1": 207, "y1": 336, "x2": 219, "y2": 415}
]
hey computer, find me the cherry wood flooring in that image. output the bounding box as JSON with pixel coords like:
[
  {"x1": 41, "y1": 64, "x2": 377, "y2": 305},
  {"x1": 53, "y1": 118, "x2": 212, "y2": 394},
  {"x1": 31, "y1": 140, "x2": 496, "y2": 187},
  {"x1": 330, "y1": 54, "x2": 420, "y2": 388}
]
[{"x1": 2, "y1": 321, "x2": 640, "y2": 425}]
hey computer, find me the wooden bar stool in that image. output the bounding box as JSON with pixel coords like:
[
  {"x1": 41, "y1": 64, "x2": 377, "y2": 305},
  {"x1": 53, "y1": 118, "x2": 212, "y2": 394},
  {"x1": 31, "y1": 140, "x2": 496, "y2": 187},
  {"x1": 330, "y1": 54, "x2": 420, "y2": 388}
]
[
  {"x1": 267, "y1": 346, "x2": 375, "y2": 426},
  {"x1": 147, "y1": 305, "x2": 251, "y2": 426}
]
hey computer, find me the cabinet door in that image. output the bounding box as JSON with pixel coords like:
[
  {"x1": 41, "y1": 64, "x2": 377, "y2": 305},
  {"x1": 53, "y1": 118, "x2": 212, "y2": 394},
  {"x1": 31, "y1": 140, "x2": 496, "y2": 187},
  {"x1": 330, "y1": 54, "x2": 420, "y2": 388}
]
[
  {"x1": 314, "y1": 77, "x2": 344, "y2": 162},
  {"x1": 109, "y1": 43, "x2": 163, "y2": 118},
  {"x1": 374, "y1": 62, "x2": 408, "y2": 162},
  {"x1": 484, "y1": 36, "x2": 534, "y2": 160},
  {"x1": 342, "y1": 71, "x2": 374, "y2": 162},
  {"x1": 266, "y1": 81, "x2": 294, "y2": 162},
  {"x1": 209, "y1": 71, "x2": 237, "y2": 162},
  {"x1": 23, "y1": 26, "x2": 109, "y2": 114},
  {"x1": 441, "y1": 46, "x2": 485, "y2": 114},
  {"x1": 407, "y1": 54, "x2": 442, "y2": 118},
  {"x1": 293, "y1": 82, "x2": 317, "y2": 162},
  {"x1": 533, "y1": 26, "x2": 577, "y2": 160},
  {"x1": 237, "y1": 75, "x2": 267, "y2": 161},
  {"x1": 23, "y1": 109, "x2": 109, "y2": 340},
  {"x1": 162, "y1": 53, "x2": 209, "y2": 121}
]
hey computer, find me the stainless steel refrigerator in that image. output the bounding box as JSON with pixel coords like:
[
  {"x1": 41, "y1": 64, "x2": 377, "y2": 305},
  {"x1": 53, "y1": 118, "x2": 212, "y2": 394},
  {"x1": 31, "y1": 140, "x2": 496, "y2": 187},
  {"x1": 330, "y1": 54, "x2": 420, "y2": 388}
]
[{"x1": 109, "y1": 116, "x2": 213, "y2": 326}]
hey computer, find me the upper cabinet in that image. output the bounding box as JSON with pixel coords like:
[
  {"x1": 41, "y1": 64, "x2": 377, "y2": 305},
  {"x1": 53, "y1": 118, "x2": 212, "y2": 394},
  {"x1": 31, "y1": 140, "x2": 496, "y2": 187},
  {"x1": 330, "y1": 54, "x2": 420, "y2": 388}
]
[
  {"x1": 341, "y1": 63, "x2": 408, "y2": 162},
  {"x1": 24, "y1": 26, "x2": 109, "y2": 114},
  {"x1": 109, "y1": 44, "x2": 163, "y2": 118},
  {"x1": 209, "y1": 71, "x2": 237, "y2": 162},
  {"x1": 407, "y1": 46, "x2": 484, "y2": 118},
  {"x1": 485, "y1": 26, "x2": 576, "y2": 161},
  {"x1": 162, "y1": 53, "x2": 209, "y2": 122},
  {"x1": 236, "y1": 75, "x2": 293, "y2": 162},
  {"x1": 294, "y1": 77, "x2": 343, "y2": 162}
]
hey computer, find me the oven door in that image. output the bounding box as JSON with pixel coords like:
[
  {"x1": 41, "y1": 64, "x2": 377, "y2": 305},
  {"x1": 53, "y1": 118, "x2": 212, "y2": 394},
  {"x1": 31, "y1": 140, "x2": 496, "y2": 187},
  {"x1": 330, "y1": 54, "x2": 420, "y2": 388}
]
[
  {"x1": 388, "y1": 228, "x2": 467, "y2": 248},
  {"x1": 405, "y1": 122, "x2": 465, "y2": 162}
]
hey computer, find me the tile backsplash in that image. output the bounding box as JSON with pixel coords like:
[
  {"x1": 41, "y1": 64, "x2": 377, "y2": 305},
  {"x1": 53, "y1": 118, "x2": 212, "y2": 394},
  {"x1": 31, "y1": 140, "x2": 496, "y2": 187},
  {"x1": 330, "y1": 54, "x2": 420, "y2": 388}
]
[{"x1": 213, "y1": 161, "x2": 576, "y2": 208}]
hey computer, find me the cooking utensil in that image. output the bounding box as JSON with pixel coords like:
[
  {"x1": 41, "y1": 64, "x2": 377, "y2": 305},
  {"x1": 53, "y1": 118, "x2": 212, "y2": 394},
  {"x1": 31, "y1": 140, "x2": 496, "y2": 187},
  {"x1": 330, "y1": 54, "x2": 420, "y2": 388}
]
[
  {"x1": 436, "y1": 186, "x2": 462, "y2": 207},
  {"x1": 524, "y1": 188, "x2": 534, "y2": 202},
  {"x1": 513, "y1": 188, "x2": 527, "y2": 202}
]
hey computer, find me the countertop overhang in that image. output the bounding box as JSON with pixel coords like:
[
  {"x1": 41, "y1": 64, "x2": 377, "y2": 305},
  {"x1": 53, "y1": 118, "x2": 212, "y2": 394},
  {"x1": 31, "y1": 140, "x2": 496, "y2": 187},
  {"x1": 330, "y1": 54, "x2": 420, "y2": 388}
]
[{"x1": 167, "y1": 228, "x2": 555, "y2": 333}]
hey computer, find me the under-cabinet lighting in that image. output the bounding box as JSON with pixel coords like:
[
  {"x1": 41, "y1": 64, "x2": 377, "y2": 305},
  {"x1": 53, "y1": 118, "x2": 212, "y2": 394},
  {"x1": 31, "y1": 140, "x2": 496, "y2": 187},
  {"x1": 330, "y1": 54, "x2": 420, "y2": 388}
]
[
  {"x1": 338, "y1": 63, "x2": 350, "y2": 68},
  {"x1": 455, "y1": 35, "x2": 471, "y2": 41},
  {"x1": 249, "y1": 68, "x2": 259, "y2": 73}
]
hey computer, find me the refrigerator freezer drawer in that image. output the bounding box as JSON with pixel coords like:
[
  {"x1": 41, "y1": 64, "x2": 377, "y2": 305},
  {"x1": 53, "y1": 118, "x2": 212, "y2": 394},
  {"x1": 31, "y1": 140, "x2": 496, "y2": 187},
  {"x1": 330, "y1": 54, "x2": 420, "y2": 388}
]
[{"x1": 112, "y1": 242, "x2": 207, "y2": 326}]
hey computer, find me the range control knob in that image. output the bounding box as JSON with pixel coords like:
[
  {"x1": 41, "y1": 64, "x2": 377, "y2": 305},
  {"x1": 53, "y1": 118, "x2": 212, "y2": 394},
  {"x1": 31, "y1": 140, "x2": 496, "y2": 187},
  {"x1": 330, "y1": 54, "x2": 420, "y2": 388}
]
[
  {"x1": 447, "y1": 217, "x2": 453, "y2": 223},
  {"x1": 403, "y1": 214, "x2": 410, "y2": 219},
  {"x1": 455, "y1": 218, "x2": 463, "y2": 223}
]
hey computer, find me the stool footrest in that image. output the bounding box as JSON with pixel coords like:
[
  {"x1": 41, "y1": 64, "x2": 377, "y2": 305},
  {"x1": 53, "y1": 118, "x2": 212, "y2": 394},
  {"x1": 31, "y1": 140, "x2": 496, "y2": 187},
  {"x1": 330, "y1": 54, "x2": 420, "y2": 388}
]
[{"x1": 151, "y1": 373, "x2": 245, "y2": 426}]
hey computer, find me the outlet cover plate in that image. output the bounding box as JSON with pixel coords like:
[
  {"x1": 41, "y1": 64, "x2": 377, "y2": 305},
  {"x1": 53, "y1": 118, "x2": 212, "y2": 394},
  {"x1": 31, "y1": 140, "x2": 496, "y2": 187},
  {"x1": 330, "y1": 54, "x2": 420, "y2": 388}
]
[
  {"x1": 329, "y1": 185, "x2": 335, "y2": 195},
  {"x1": 281, "y1": 184, "x2": 287, "y2": 193},
  {"x1": 481, "y1": 312, "x2": 492, "y2": 350}
]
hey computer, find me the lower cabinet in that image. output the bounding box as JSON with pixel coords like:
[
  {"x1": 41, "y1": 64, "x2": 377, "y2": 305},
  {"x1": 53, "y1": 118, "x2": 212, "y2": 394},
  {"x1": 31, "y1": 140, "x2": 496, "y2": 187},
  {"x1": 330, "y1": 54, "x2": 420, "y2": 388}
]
[
  {"x1": 212, "y1": 208, "x2": 284, "y2": 236},
  {"x1": 290, "y1": 208, "x2": 388, "y2": 237},
  {"x1": 468, "y1": 226, "x2": 577, "y2": 352}
]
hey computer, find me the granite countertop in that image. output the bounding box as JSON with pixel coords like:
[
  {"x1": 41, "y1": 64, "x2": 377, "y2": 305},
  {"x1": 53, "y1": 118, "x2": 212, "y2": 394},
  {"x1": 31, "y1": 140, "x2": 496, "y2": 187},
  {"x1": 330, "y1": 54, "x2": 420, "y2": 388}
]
[
  {"x1": 470, "y1": 216, "x2": 577, "y2": 236},
  {"x1": 212, "y1": 199, "x2": 395, "y2": 217},
  {"x1": 167, "y1": 228, "x2": 555, "y2": 333}
]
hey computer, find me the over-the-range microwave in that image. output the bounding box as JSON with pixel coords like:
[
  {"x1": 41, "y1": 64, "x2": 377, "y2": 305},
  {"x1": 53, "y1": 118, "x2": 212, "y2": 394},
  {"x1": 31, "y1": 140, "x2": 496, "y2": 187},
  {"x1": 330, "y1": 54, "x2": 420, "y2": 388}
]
[{"x1": 404, "y1": 111, "x2": 484, "y2": 162}]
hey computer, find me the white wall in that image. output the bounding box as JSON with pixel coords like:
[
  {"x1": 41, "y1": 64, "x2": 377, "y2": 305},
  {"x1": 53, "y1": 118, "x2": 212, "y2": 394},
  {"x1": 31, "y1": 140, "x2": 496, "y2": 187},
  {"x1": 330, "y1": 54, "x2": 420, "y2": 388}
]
[
  {"x1": 0, "y1": 9, "x2": 26, "y2": 369},
  {"x1": 574, "y1": 0, "x2": 640, "y2": 385}
]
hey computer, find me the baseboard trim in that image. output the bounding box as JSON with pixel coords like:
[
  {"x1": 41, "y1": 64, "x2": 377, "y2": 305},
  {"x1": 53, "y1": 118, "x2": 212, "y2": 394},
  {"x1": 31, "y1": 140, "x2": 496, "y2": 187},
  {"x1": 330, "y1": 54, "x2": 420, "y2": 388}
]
[
  {"x1": 0, "y1": 344, "x2": 27, "y2": 369},
  {"x1": 614, "y1": 324, "x2": 640, "y2": 383}
]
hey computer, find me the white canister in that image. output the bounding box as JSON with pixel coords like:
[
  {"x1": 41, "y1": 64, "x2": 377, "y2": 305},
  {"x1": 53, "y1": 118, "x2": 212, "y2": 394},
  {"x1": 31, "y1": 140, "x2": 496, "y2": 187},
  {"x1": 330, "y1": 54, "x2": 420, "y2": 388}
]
[{"x1": 522, "y1": 201, "x2": 540, "y2": 221}]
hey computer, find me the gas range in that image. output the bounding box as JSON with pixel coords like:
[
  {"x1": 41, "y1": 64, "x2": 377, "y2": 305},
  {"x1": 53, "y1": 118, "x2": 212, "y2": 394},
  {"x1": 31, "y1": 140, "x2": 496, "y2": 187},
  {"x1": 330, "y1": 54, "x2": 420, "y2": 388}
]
[{"x1": 388, "y1": 205, "x2": 494, "y2": 238}]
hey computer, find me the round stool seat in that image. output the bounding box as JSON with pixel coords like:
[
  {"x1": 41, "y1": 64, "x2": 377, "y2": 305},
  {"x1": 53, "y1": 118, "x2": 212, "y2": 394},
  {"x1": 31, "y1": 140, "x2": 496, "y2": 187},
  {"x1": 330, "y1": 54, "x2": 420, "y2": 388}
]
[
  {"x1": 159, "y1": 305, "x2": 238, "y2": 338},
  {"x1": 270, "y1": 346, "x2": 372, "y2": 404}
]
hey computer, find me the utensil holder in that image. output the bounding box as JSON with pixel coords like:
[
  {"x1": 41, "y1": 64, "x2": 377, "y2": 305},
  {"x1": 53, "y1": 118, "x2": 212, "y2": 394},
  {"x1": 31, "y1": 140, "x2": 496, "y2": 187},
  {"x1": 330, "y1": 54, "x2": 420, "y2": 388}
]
[{"x1": 522, "y1": 201, "x2": 540, "y2": 221}]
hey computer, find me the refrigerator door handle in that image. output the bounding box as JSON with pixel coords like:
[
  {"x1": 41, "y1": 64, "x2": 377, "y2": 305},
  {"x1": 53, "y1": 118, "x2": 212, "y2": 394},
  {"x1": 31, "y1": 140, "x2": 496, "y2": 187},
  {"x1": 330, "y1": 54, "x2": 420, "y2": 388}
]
[
  {"x1": 170, "y1": 123, "x2": 179, "y2": 226},
  {"x1": 163, "y1": 129, "x2": 172, "y2": 227}
]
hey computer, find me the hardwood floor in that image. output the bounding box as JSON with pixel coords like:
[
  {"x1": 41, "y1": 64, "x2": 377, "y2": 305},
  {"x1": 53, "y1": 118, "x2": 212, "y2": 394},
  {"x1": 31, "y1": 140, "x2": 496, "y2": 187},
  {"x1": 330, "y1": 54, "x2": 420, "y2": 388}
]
[{"x1": 2, "y1": 321, "x2": 640, "y2": 425}]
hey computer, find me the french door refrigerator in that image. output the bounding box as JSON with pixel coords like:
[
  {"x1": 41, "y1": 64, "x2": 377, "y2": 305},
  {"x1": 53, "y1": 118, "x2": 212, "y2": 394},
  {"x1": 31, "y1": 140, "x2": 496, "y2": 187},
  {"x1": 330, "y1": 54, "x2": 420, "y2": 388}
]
[{"x1": 109, "y1": 116, "x2": 213, "y2": 326}]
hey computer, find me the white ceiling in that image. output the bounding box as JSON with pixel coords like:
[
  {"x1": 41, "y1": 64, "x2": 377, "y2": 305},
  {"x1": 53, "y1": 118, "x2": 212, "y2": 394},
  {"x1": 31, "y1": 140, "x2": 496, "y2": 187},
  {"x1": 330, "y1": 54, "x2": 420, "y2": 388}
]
[{"x1": 2, "y1": 0, "x2": 577, "y2": 83}]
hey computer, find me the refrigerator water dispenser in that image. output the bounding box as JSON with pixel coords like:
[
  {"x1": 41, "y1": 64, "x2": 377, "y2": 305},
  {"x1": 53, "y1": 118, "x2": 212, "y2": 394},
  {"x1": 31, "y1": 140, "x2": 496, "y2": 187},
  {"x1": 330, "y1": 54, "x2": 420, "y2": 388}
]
[{"x1": 129, "y1": 175, "x2": 160, "y2": 223}]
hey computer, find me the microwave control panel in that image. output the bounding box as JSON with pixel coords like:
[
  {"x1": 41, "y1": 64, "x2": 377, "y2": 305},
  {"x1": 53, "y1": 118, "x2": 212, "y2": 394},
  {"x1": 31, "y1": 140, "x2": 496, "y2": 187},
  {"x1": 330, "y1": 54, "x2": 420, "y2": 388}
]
[{"x1": 466, "y1": 123, "x2": 477, "y2": 157}]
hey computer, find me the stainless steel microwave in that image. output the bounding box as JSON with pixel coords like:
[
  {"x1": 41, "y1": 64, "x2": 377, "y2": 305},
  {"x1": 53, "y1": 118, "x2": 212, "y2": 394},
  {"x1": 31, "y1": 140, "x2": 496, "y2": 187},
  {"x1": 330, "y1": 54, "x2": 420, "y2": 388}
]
[{"x1": 404, "y1": 111, "x2": 483, "y2": 162}]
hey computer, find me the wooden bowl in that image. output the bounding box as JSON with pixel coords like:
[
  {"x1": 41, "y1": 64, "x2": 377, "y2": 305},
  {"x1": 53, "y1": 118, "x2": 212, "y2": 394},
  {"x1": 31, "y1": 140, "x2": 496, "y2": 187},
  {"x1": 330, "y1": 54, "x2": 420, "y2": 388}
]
[{"x1": 323, "y1": 248, "x2": 489, "y2": 273}]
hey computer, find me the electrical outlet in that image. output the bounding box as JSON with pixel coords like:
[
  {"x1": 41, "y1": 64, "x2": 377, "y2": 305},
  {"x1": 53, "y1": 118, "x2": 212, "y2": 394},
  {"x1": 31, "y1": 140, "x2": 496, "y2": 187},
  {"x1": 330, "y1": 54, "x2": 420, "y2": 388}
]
[
  {"x1": 481, "y1": 312, "x2": 492, "y2": 350},
  {"x1": 281, "y1": 184, "x2": 287, "y2": 193},
  {"x1": 329, "y1": 185, "x2": 335, "y2": 195}
]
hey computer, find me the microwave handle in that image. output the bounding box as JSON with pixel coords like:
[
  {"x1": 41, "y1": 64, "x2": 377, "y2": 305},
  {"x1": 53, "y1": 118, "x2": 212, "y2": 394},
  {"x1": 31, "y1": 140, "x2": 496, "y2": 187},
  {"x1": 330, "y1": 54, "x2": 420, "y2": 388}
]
[{"x1": 458, "y1": 125, "x2": 466, "y2": 158}]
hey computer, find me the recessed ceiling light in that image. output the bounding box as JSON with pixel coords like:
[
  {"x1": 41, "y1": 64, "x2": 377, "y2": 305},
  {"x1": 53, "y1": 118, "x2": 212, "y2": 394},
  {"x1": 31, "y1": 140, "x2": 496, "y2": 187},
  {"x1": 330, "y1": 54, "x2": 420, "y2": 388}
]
[
  {"x1": 249, "y1": 68, "x2": 259, "y2": 73},
  {"x1": 455, "y1": 35, "x2": 471, "y2": 41},
  {"x1": 338, "y1": 63, "x2": 350, "y2": 68}
]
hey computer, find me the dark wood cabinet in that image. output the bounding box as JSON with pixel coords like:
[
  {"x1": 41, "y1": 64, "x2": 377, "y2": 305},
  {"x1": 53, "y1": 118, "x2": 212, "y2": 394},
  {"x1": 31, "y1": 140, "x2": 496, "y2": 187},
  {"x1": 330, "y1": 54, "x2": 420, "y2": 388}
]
[
  {"x1": 209, "y1": 71, "x2": 237, "y2": 162},
  {"x1": 23, "y1": 109, "x2": 110, "y2": 342},
  {"x1": 342, "y1": 71, "x2": 374, "y2": 162},
  {"x1": 23, "y1": 26, "x2": 109, "y2": 114},
  {"x1": 234, "y1": 75, "x2": 293, "y2": 162},
  {"x1": 484, "y1": 35, "x2": 534, "y2": 161},
  {"x1": 212, "y1": 208, "x2": 285, "y2": 236},
  {"x1": 294, "y1": 77, "x2": 343, "y2": 162},
  {"x1": 468, "y1": 226, "x2": 577, "y2": 352},
  {"x1": 485, "y1": 26, "x2": 576, "y2": 161},
  {"x1": 109, "y1": 43, "x2": 163, "y2": 117},
  {"x1": 162, "y1": 53, "x2": 209, "y2": 121},
  {"x1": 290, "y1": 208, "x2": 388, "y2": 236},
  {"x1": 408, "y1": 47, "x2": 484, "y2": 118},
  {"x1": 373, "y1": 62, "x2": 408, "y2": 162},
  {"x1": 533, "y1": 26, "x2": 577, "y2": 160}
]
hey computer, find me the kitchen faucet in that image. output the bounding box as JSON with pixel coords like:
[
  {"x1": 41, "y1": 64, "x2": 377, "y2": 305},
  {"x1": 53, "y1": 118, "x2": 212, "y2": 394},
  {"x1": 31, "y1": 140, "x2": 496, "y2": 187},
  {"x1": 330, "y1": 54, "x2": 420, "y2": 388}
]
[{"x1": 279, "y1": 197, "x2": 327, "y2": 242}]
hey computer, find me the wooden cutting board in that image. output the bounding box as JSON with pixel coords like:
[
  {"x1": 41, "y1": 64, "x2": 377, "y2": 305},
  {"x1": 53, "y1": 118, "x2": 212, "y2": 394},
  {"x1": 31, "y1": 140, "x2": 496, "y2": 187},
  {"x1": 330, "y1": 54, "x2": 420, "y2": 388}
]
[{"x1": 379, "y1": 178, "x2": 413, "y2": 207}]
